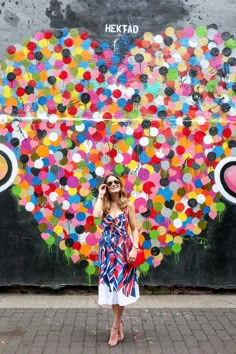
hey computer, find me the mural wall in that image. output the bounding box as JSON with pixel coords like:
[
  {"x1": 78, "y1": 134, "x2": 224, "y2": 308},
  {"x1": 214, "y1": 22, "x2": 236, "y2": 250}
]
[{"x1": 0, "y1": 0, "x2": 236, "y2": 288}]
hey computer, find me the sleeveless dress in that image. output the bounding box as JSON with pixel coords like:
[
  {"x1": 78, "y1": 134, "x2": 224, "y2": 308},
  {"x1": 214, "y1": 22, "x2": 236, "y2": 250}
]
[{"x1": 98, "y1": 210, "x2": 140, "y2": 306}]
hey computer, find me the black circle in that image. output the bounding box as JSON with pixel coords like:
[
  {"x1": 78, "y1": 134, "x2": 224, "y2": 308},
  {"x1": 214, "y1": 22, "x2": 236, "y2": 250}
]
[
  {"x1": 99, "y1": 65, "x2": 108, "y2": 74},
  {"x1": 10, "y1": 137, "x2": 20, "y2": 147},
  {"x1": 57, "y1": 103, "x2": 67, "y2": 113},
  {"x1": 165, "y1": 200, "x2": 174, "y2": 209},
  {"x1": 65, "y1": 212, "x2": 74, "y2": 220},
  {"x1": 207, "y1": 152, "x2": 216, "y2": 161},
  {"x1": 11, "y1": 106, "x2": 18, "y2": 116},
  {"x1": 62, "y1": 49, "x2": 71, "y2": 58},
  {"x1": 210, "y1": 48, "x2": 220, "y2": 57},
  {"x1": 131, "y1": 94, "x2": 141, "y2": 103},
  {"x1": 159, "y1": 66, "x2": 168, "y2": 75},
  {"x1": 133, "y1": 145, "x2": 143, "y2": 155},
  {"x1": 166, "y1": 150, "x2": 174, "y2": 159},
  {"x1": 135, "y1": 53, "x2": 144, "y2": 63},
  {"x1": 81, "y1": 93, "x2": 90, "y2": 104},
  {"x1": 141, "y1": 209, "x2": 151, "y2": 217},
  {"x1": 183, "y1": 117, "x2": 192, "y2": 128},
  {"x1": 53, "y1": 30, "x2": 63, "y2": 38},
  {"x1": 189, "y1": 69, "x2": 198, "y2": 78},
  {"x1": 208, "y1": 171, "x2": 214, "y2": 180},
  {"x1": 94, "y1": 46, "x2": 103, "y2": 55},
  {"x1": 151, "y1": 247, "x2": 160, "y2": 256},
  {"x1": 34, "y1": 51, "x2": 43, "y2": 61},
  {"x1": 164, "y1": 36, "x2": 173, "y2": 46},
  {"x1": 31, "y1": 167, "x2": 40, "y2": 176},
  {"x1": 221, "y1": 103, "x2": 231, "y2": 112},
  {"x1": 188, "y1": 198, "x2": 197, "y2": 208},
  {"x1": 192, "y1": 92, "x2": 201, "y2": 102},
  {"x1": 142, "y1": 120, "x2": 151, "y2": 129},
  {"x1": 221, "y1": 32, "x2": 231, "y2": 40},
  {"x1": 207, "y1": 23, "x2": 218, "y2": 30},
  {"x1": 7, "y1": 72, "x2": 16, "y2": 81},
  {"x1": 217, "y1": 68, "x2": 226, "y2": 78},
  {"x1": 59, "y1": 177, "x2": 67, "y2": 186},
  {"x1": 20, "y1": 154, "x2": 29, "y2": 163},
  {"x1": 25, "y1": 85, "x2": 34, "y2": 95},
  {"x1": 160, "y1": 178, "x2": 169, "y2": 187},
  {"x1": 167, "y1": 137, "x2": 176, "y2": 146},
  {"x1": 75, "y1": 225, "x2": 85, "y2": 234},
  {"x1": 65, "y1": 238, "x2": 74, "y2": 247},
  {"x1": 47, "y1": 76, "x2": 57, "y2": 85},
  {"x1": 142, "y1": 231, "x2": 151, "y2": 240},
  {"x1": 209, "y1": 127, "x2": 218, "y2": 136},
  {"x1": 228, "y1": 57, "x2": 236, "y2": 66},
  {"x1": 158, "y1": 110, "x2": 167, "y2": 119},
  {"x1": 139, "y1": 74, "x2": 148, "y2": 83},
  {"x1": 222, "y1": 47, "x2": 232, "y2": 57},
  {"x1": 228, "y1": 140, "x2": 236, "y2": 148},
  {"x1": 232, "y1": 83, "x2": 236, "y2": 92},
  {"x1": 165, "y1": 87, "x2": 175, "y2": 96}
]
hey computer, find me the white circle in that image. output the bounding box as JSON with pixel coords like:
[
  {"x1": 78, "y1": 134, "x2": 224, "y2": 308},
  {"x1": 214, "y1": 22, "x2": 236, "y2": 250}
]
[
  {"x1": 200, "y1": 59, "x2": 209, "y2": 69},
  {"x1": 140, "y1": 137, "x2": 149, "y2": 146},
  {"x1": 197, "y1": 194, "x2": 206, "y2": 204},
  {"x1": 75, "y1": 123, "x2": 85, "y2": 132},
  {"x1": 150, "y1": 127, "x2": 158, "y2": 137},
  {"x1": 49, "y1": 132, "x2": 58, "y2": 142},
  {"x1": 126, "y1": 87, "x2": 135, "y2": 96},
  {"x1": 173, "y1": 219, "x2": 182, "y2": 228},
  {"x1": 214, "y1": 157, "x2": 236, "y2": 203},
  {"x1": 96, "y1": 166, "x2": 105, "y2": 176},
  {"x1": 203, "y1": 135, "x2": 213, "y2": 145},
  {"x1": 154, "y1": 35, "x2": 163, "y2": 43},
  {"x1": 72, "y1": 153, "x2": 81, "y2": 163},
  {"x1": 62, "y1": 200, "x2": 70, "y2": 210},
  {"x1": 0, "y1": 144, "x2": 18, "y2": 192},
  {"x1": 49, "y1": 114, "x2": 58, "y2": 124},
  {"x1": 49, "y1": 192, "x2": 58, "y2": 202},
  {"x1": 114, "y1": 154, "x2": 124, "y2": 163},
  {"x1": 176, "y1": 117, "x2": 183, "y2": 126},
  {"x1": 196, "y1": 116, "x2": 206, "y2": 125},
  {"x1": 34, "y1": 159, "x2": 44, "y2": 169},
  {"x1": 25, "y1": 202, "x2": 35, "y2": 212}
]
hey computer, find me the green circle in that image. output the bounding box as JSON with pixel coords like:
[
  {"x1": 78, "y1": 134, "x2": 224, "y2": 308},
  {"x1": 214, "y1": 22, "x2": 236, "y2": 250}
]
[
  {"x1": 94, "y1": 217, "x2": 102, "y2": 225},
  {"x1": 162, "y1": 246, "x2": 172, "y2": 256},
  {"x1": 142, "y1": 220, "x2": 152, "y2": 230},
  {"x1": 224, "y1": 38, "x2": 236, "y2": 49},
  {"x1": 89, "y1": 62, "x2": 96, "y2": 69},
  {"x1": 125, "y1": 136, "x2": 135, "y2": 146},
  {"x1": 65, "y1": 248, "x2": 74, "y2": 258},
  {"x1": 49, "y1": 36, "x2": 57, "y2": 45},
  {"x1": 206, "y1": 80, "x2": 217, "y2": 92},
  {"x1": 177, "y1": 188, "x2": 186, "y2": 197},
  {"x1": 153, "y1": 202, "x2": 163, "y2": 212},
  {"x1": 70, "y1": 28, "x2": 79, "y2": 37},
  {"x1": 12, "y1": 185, "x2": 21, "y2": 196},
  {"x1": 150, "y1": 230, "x2": 158, "y2": 239},
  {"x1": 170, "y1": 211, "x2": 178, "y2": 221},
  {"x1": 50, "y1": 216, "x2": 59, "y2": 226},
  {"x1": 45, "y1": 236, "x2": 55, "y2": 246},
  {"x1": 139, "y1": 262, "x2": 150, "y2": 272},
  {"x1": 66, "y1": 83, "x2": 75, "y2": 91},
  {"x1": 198, "y1": 220, "x2": 207, "y2": 230},
  {"x1": 0, "y1": 62, "x2": 7, "y2": 70},
  {"x1": 32, "y1": 73, "x2": 41, "y2": 81},
  {"x1": 172, "y1": 243, "x2": 182, "y2": 253},
  {"x1": 38, "y1": 223, "x2": 48, "y2": 232},
  {"x1": 42, "y1": 87, "x2": 50, "y2": 95},
  {"x1": 195, "y1": 26, "x2": 207, "y2": 38},
  {"x1": 6, "y1": 53, "x2": 14, "y2": 61},
  {"x1": 86, "y1": 265, "x2": 96, "y2": 275},
  {"x1": 74, "y1": 54, "x2": 82, "y2": 63},
  {"x1": 70, "y1": 67, "x2": 78, "y2": 76},
  {"x1": 130, "y1": 110, "x2": 139, "y2": 119},
  {"x1": 216, "y1": 202, "x2": 225, "y2": 212},
  {"x1": 167, "y1": 69, "x2": 178, "y2": 81},
  {"x1": 114, "y1": 164, "x2": 125, "y2": 175},
  {"x1": 22, "y1": 37, "x2": 31, "y2": 46},
  {"x1": 22, "y1": 59, "x2": 30, "y2": 67}
]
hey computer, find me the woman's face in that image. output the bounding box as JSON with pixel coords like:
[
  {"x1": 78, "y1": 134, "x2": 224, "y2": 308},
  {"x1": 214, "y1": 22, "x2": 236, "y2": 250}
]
[{"x1": 106, "y1": 176, "x2": 121, "y2": 194}]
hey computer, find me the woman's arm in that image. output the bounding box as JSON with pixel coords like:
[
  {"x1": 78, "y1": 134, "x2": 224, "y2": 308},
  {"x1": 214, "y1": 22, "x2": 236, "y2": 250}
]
[
  {"x1": 127, "y1": 202, "x2": 139, "y2": 248},
  {"x1": 93, "y1": 184, "x2": 106, "y2": 218}
]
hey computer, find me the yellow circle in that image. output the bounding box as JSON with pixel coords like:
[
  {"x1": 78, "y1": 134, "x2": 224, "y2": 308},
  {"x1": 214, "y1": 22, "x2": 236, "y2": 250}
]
[
  {"x1": 179, "y1": 213, "x2": 187, "y2": 222},
  {"x1": 174, "y1": 236, "x2": 183, "y2": 244},
  {"x1": 193, "y1": 225, "x2": 201, "y2": 235},
  {"x1": 54, "y1": 225, "x2": 63, "y2": 235},
  {"x1": 166, "y1": 234, "x2": 173, "y2": 243},
  {"x1": 194, "y1": 48, "x2": 203, "y2": 57},
  {"x1": 165, "y1": 27, "x2": 175, "y2": 36},
  {"x1": 59, "y1": 240, "x2": 67, "y2": 250},
  {"x1": 143, "y1": 32, "x2": 153, "y2": 41},
  {"x1": 0, "y1": 155, "x2": 8, "y2": 180},
  {"x1": 199, "y1": 37, "x2": 208, "y2": 46},
  {"x1": 68, "y1": 187, "x2": 77, "y2": 196},
  {"x1": 178, "y1": 62, "x2": 187, "y2": 72},
  {"x1": 158, "y1": 226, "x2": 166, "y2": 236}
]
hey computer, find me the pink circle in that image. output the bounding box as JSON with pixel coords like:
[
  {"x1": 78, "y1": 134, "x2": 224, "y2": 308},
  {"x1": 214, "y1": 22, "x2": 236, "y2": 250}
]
[
  {"x1": 67, "y1": 176, "x2": 78, "y2": 188},
  {"x1": 224, "y1": 166, "x2": 236, "y2": 193},
  {"x1": 34, "y1": 31, "x2": 44, "y2": 40},
  {"x1": 183, "y1": 26, "x2": 195, "y2": 38},
  {"x1": 86, "y1": 234, "x2": 98, "y2": 246}
]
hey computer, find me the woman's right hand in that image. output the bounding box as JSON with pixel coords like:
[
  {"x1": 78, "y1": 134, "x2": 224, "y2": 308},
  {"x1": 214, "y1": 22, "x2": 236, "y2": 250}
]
[{"x1": 98, "y1": 184, "x2": 107, "y2": 198}]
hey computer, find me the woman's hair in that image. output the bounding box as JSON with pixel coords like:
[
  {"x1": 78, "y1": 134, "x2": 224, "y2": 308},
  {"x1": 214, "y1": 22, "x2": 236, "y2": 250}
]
[{"x1": 102, "y1": 174, "x2": 128, "y2": 215}]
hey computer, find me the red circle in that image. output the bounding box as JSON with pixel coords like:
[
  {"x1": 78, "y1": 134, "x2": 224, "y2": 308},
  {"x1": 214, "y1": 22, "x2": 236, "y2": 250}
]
[
  {"x1": 54, "y1": 44, "x2": 62, "y2": 53},
  {"x1": 27, "y1": 42, "x2": 37, "y2": 51},
  {"x1": 80, "y1": 32, "x2": 88, "y2": 40},
  {"x1": 75, "y1": 83, "x2": 84, "y2": 92},
  {"x1": 13, "y1": 68, "x2": 22, "y2": 76},
  {"x1": 83, "y1": 71, "x2": 91, "y2": 80},
  {"x1": 16, "y1": 88, "x2": 25, "y2": 97},
  {"x1": 63, "y1": 90, "x2": 70, "y2": 99},
  {"x1": 7, "y1": 45, "x2": 16, "y2": 55},
  {"x1": 68, "y1": 106, "x2": 77, "y2": 116},
  {"x1": 63, "y1": 57, "x2": 71, "y2": 64},
  {"x1": 28, "y1": 80, "x2": 36, "y2": 88},
  {"x1": 27, "y1": 52, "x2": 35, "y2": 60},
  {"x1": 113, "y1": 89, "x2": 122, "y2": 98},
  {"x1": 103, "y1": 112, "x2": 112, "y2": 120},
  {"x1": 176, "y1": 145, "x2": 185, "y2": 154},
  {"x1": 44, "y1": 31, "x2": 53, "y2": 39},
  {"x1": 223, "y1": 128, "x2": 231, "y2": 138},
  {"x1": 59, "y1": 71, "x2": 68, "y2": 80},
  {"x1": 64, "y1": 38, "x2": 73, "y2": 47}
]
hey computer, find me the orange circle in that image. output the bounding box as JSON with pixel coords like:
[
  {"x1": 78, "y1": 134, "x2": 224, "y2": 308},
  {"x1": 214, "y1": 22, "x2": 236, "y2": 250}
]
[{"x1": 36, "y1": 145, "x2": 49, "y2": 158}]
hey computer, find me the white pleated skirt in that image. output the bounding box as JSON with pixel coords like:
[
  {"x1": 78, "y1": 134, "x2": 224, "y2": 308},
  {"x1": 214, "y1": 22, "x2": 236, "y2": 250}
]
[{"x1": 98, "y1": 282, "x2": 140, "y2": 306}]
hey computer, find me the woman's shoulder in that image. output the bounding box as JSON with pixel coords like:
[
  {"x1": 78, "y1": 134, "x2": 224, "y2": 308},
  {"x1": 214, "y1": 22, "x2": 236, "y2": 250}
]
[{"x1": 126, "y1": 201, "x2": 135, "y2": 213}]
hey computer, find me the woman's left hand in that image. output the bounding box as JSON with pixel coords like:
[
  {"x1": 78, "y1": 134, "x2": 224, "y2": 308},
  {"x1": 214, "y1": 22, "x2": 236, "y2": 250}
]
[{"x1": 127, "y1": 247, "x2": 137, "y2": 264}]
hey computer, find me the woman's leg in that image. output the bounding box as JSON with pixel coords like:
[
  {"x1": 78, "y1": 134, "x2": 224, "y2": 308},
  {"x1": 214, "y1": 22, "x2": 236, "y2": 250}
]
[{"x1": 108, "y1": 305, "x2": 124, "y2": 345}]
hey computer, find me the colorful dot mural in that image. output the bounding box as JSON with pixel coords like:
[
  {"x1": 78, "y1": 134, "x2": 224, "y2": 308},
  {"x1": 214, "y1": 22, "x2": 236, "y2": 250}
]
[{"x1": 0, "y1": 25, "x2": 236, "y2": 275}]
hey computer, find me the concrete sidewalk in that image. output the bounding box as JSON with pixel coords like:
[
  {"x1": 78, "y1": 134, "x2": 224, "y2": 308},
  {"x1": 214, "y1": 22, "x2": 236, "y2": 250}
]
[{"x1": 0, "y1": 295, "x2": 236, "y2": 353}]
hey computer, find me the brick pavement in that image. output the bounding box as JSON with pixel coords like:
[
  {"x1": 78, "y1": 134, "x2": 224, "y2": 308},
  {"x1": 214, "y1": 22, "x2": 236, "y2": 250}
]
[{"x1": 0, "y1": 307, "x2": 236, "y2": 354}]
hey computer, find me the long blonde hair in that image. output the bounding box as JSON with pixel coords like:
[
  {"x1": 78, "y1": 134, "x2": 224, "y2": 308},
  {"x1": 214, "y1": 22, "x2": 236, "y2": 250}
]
[{"x1": 102, "y1": 174, "x2": 128, "y2": 215}]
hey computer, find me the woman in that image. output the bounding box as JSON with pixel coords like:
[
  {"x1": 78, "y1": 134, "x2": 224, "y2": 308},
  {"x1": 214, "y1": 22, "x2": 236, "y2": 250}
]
[{"x1": 93, "y1": 173, "x2": 140, "y2": 347}]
